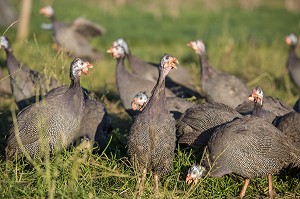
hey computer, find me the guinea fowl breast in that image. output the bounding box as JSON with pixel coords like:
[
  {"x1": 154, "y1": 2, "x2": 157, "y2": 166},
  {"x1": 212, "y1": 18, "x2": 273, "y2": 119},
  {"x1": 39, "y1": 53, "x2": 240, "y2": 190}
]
[
  {"x1": 285, "y1": 33, "x2": 300, "y2": 89},
  {"x1": 127, "y1": 53, "x2": 177, "y2": 197},
  {"x1": 40, "y1": 5, "x2": 105, "y2": 62},
  {"x1": 188, "y1": 39, "x2": 249, "y2": 108},
  {"x1": 107, "y1": 42, "x2": 175, "y2": 115},
  {"x1": 0, "y1": 36, "x2": 59, "y2": 110},
  {"x1": 5, "y1": 58, "x2": 94, "y2": 160}
]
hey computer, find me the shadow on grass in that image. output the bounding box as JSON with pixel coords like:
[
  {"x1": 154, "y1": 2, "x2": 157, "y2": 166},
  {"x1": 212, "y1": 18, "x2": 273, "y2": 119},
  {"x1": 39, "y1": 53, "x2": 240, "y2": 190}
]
[{"x1": 0, "y1": 106, "x2": 13, "y2": 161}]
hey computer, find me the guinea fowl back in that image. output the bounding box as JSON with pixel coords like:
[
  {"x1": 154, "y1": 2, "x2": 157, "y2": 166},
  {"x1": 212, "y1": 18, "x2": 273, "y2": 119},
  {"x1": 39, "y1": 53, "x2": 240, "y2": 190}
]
[
  {"x1": 176, "y1": 102, "x2": 242, "y2": 150},
  {"x1": 207, "y1": 116, "x2": 300, "y2": 178}
]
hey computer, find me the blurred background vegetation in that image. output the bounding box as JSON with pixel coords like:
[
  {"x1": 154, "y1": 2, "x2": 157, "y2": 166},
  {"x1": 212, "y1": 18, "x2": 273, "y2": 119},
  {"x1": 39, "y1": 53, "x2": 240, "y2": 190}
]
[{"x1": 0, "y1": 0, "x2": 300, "y2": 198}]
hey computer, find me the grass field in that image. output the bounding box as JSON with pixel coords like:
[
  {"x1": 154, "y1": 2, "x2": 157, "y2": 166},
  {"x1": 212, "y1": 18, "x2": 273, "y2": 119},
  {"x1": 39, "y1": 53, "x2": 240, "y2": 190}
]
[{"x1": 0, "y1": 0, "x2": 300, "y2": 198}]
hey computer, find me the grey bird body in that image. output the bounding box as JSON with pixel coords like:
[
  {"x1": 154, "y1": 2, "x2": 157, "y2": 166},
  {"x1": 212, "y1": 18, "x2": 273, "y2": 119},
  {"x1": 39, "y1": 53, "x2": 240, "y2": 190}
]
[
  {"x1": 5, "y1": 58, "x2": 93, "y2": 160},
  {"x1": 0, "y1": 36, "x2": 59, "y2": 110},
  {"x1": 188, "y1": 40, "x2": 249, "y2": 108},
  {"x1": 127, "y1": 53, "x2": 177, "y2": 196}
]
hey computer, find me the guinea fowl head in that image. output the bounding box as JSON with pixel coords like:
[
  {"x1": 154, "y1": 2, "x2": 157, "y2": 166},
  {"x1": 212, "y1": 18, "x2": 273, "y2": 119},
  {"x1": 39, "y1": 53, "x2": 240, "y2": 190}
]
[
  {"x1": 131, "y1": 91, "x2": 149, "y2": 111},
  {"x1": 39, "y1": 5, "x2": 55, "y2": 18},
  {"x1": 107, "y1": 44, "x2": 125, "y2": 59},
  {"x1": 0, "y1": 36, "x2": 10, "y2": 50},
  {"x1": 186, "y1": 164, "x2": 206, "y2": 185},
  {"x1": 70, "y1": 58, "x2": 93, "y2": 81},
  {"x1": 187, "y1": 39, "x2": 206, "y2": 55},
  {"x1": 248, "y1": 86, "x2": 264, "y2": 106},
  {"x1": 285, "y1": 33, "x2": 298, "y2": 46},
  {"x1": 159, "y1": 53, "x2": 178, "y2": 77},
  {"x1": 112, "y1": 38, "x2": 130, "y2": 54}
]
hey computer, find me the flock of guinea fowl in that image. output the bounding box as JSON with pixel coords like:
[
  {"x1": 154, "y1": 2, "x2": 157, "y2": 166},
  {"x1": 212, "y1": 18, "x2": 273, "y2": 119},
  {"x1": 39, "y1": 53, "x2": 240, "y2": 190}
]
[{"x1": 0, "y1": 5, "x2": 300, "y2": 198}]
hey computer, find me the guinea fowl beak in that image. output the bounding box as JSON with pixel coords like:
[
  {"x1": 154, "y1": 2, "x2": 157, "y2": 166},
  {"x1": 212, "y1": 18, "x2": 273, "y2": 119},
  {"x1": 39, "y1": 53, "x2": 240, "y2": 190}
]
[
  {"x1": 106, "y1": 47, "x2": 113, "y2": 54},
  {"x1": 185, "y1": 174, "x2": 194, "y2": 185},
  {"x1": 170, "y1": 57, "x2": 179, "y2": 69},
  {"x1": 39, "y1": 8, "x2": 47, "y2": 16},
  {"x1": 82, "y1": 62, "x2": 93, "y2": 75},
  {"x1": 131, "y1": 98, "x2": 139, "y2": 111},
  {"x1": 285, "y1": 36, "x2": 292, "y2": 45}
]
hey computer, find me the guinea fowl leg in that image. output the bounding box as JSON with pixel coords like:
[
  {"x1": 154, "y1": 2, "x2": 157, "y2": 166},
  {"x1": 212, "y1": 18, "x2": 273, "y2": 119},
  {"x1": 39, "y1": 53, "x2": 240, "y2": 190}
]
[
  {"x1": 268, "y1": 174, "x2": 274, "y2": 199},
  {"x1": 154, "y1": 173, "x2": 159, "y2": 198},
  {"x1": 136, "y1": 168, "x2": 147, "y2": 198},
  {"x1": 239, "y1": 178, "x2": 250, "y2": 198}
]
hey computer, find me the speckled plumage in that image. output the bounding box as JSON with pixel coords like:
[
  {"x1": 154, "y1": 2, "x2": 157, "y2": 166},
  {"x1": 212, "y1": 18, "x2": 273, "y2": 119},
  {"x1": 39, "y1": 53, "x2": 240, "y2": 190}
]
[
  {"x1": 206, "y1": 117, "x2": 300, "y2": 178},
  {"x1": 176, "y1": 102, "x2": 242, "y2": 150},
  {"x1": 273, "y1": 111, "x2": 300, "y2": 150},
  {"x1": 5, "y1": 58, "x2": 93, "y2": 160},
  {"x1": 127, "y1": 53, "x2": 177, "y2": 196}
]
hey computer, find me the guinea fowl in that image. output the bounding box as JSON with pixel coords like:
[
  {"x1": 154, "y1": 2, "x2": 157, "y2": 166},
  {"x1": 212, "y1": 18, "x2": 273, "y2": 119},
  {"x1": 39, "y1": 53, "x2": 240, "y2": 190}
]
[
  {"x1": 127, "y1": 54, "x2": 177, "y2": 197},
  {"x1": 5, "y1": 58, "x2": 94, "y2": 160},
  {"x1": 0, "y1": 36, "x2": 59, "y2": 110},
  {"x1": 176, "y1": 101, "x2": 242, "y2": 150},
  {"x1": 186, "y1": 86, "x2": 300, "y2": 198},
  {"x1": 188, "y1": 39, "x2": 249, "y2": 108},
  {"x1": 113, "y1": 38, "x2": 201, "y2": 98},
  {"x1": 131, "y1": 91, "x2": 195, "y2": 119},
  {"x1": 39, "y1": 5, "x2": 105, "y2": 62},
  {"x1": 235, "y1": 94, "x2": 293, "y2": 123},
  {"x1": 79, "y1": 99, "x2": 112, "y2": 151},
  {"x1": 285, "y1": 33, "x2": 300, "y2": 89},
  {"x1": 107, "y1": 43, "x2": 175, "y2": 116}
]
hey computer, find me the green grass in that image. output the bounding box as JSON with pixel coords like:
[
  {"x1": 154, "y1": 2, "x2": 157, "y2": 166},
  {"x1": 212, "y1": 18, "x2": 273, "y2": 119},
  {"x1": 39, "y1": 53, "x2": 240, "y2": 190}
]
[{"x1": 1, "y1": 0, "x2": 300, "y2": 198}]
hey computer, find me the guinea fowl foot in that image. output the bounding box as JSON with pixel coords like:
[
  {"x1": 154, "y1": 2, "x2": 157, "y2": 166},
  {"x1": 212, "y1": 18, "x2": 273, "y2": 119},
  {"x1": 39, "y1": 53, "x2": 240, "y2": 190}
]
[
  {"x1": 239, "y1": 178, "x2": 250, "y2": 198},
  {"x1": 154, "y1": 174, "x2": 159, "y2": 198},
  {"x1": 136, "y1": 168, "x2": 147, "y2": 199}
]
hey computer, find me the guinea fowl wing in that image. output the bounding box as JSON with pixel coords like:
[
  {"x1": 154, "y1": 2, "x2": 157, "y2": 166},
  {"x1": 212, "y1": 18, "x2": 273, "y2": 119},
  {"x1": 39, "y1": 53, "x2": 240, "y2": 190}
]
[
  {"x1": 6, "y1": 94, "x2": 82, "y2": 150},
  {"x1": 72, "y1": 17, "x2": 105, "y2": 38},
  {"x1": 176, "y1": 102, "x2": 242, "y2": 149}
]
